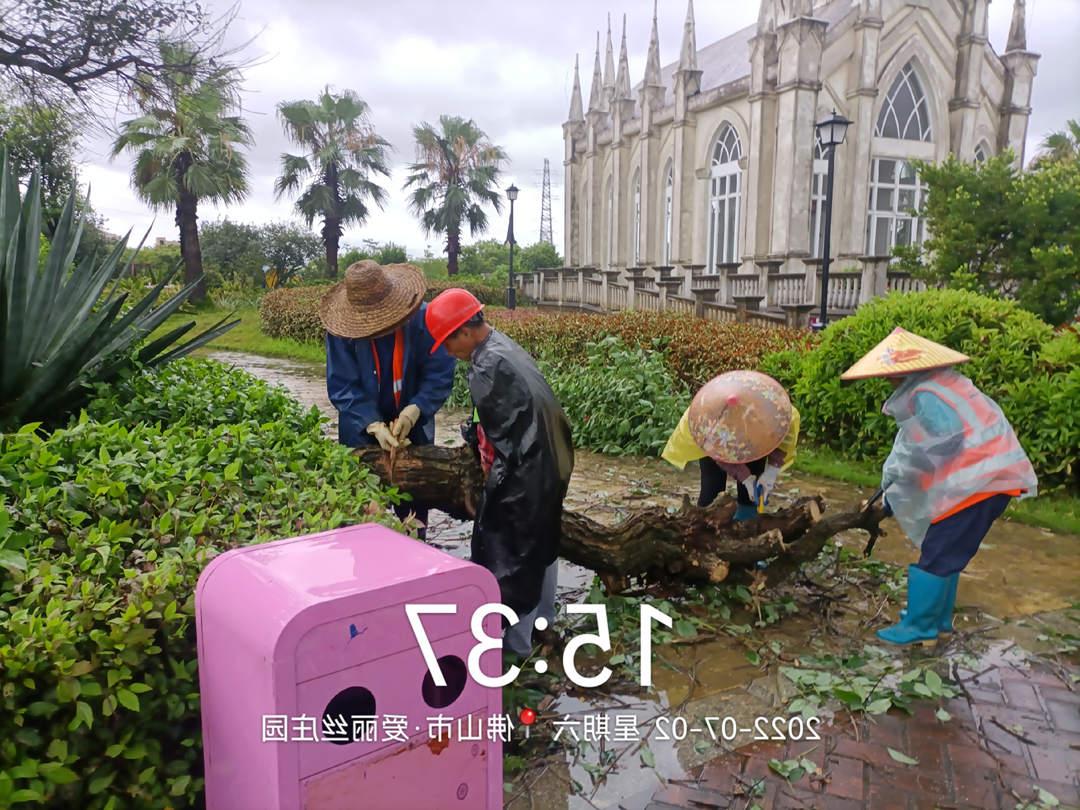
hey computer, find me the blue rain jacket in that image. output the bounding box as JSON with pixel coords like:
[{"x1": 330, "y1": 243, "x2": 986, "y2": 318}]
[{"x1": 325, "y1": 303, "x2": 456, "y2": 448}]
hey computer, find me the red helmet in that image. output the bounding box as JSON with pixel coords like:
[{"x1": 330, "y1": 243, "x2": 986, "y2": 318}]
[{"x1": 426, "y1": 288, "x2": 484, "y2": 353}]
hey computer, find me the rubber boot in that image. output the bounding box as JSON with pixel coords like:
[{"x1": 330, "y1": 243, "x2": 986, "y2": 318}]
[
  {"x1": 733, "y1": 504, "x2": 758, "y2": 523},
  {"x1": 900, "y1": 572, "x2": 959, "y2": 635},
  {"x1": 877, "y1": 565, "x2": 950, "y2": 646}
]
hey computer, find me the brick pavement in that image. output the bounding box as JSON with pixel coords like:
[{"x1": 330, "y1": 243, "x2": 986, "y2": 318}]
[{"x1": 648, "y1": 659, "x2": 1080, "y2": 810}]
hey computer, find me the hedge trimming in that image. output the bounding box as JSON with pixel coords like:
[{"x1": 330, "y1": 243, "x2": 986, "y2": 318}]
[{"x1": 0, "y1": 360, "x2": 400, "y2": 808}]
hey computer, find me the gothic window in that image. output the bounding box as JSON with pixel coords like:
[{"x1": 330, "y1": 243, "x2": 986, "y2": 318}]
[
  {"x1": 707, "y1": 124, "x2": 742, "y2": 271},
  {"x1": 875, "y1": 62, "x2": 932, "y2": 142},
  {"x1": 632, "y1": 170, "x2": 641, "y2": 266},
  {"x1": 809, "y1": 138, "x2": 828, "y2": 259},
  {"x1": 605, "y1": 178, "x2": 614, "y2": 270},
  {"x1": 865, "y1": 158, "x2": 928, "y2": 256},
  {"x1": 662, "y1": 161, "x2": 673, "y2": 265},
  {"x1": 974, "y1": 141, "x2": 990, "y2": 163}
]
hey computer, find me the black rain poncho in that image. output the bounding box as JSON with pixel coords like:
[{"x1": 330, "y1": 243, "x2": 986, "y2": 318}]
[{"x1": 468, "y1": 329, "x2": 574, "y2": 616}]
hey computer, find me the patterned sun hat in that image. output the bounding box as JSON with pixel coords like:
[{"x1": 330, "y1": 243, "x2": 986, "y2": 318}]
[
  {"x1": 688, "y1": 371, "x2": 792, "y2": 464},
  {"x1": 840, "y1": 327, "x2": 970, "y2": 381}
]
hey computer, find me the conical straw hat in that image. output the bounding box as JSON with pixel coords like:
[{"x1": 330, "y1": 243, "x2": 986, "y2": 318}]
[
  {"x1": 319, "y1": 260, "x2": 427, "y2": 339},
  {"x1": 840, "y1": 327, "x2": 970, "y2": 381}
]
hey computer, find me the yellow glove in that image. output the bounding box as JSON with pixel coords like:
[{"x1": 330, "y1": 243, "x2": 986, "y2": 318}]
[
  {"x1": 366, "y1": 421, "x2": 399, "y2": 451},
  {"x1": 391, "y1": 404, "x2": 421, "y2": 442}
]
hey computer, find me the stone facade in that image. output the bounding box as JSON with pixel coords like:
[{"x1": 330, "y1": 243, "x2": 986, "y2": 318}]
[{"x1": 558, "y1": 0, "x2": 1038, "y2": 321}]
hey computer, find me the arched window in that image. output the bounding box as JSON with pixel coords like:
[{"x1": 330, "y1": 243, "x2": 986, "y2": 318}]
[
  {"x1": 662, "y1": 161, "x2": 673, "y2": 265},
  {"x1": 974, "y1": 141, "x2": 990, "y2": 163},
  {"x1": 632, "y1": 170, "x2": 641, "y2": 266},
  {"x1": 875, "y1": 62, "x2": 932, "y2": 142},
  {"x1": 809, "y1": 138, "x2": 828, "y2": 258},
  {"x1": 707, "y1": 124, "x2": 742, "y2": 271},
  {"x1": 866, "y1": 158, "x2": 927, "y2": 255},
  {"x1": 605, "y1": 178, "x2": 614, "y2": 270}
]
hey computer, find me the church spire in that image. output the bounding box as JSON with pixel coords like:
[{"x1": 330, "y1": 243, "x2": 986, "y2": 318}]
[
  {"x1": 588, "y1": 32, "x2": 604, "y2": 113},
  {"x1": 645, "y1": 0, "x2": 663, "y2": 87},
  {"x1": 678, "y1": 0, "x2": 698, "y2": 73},
  {"x1": 603, "y1": 14, "x2": 616, "y2": 92},
  {"x1": 615, "y1": 14, "x2": 632, "y2": 100},
  {"x1": 1007, "y1": 0, "x2": 1027, "y2": 51},
  {"x1": 568, "y1": 54, "x2": 584, "y2": 122}
]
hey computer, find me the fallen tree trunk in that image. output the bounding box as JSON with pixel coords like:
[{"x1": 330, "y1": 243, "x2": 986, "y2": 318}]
[{"x1": 356, "y1": 445, "x2": 888, "y2": 590}]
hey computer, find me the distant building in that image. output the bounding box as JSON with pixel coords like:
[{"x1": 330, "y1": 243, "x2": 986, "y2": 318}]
[{"x1": 561, "y1": 0, "x2": 1038, "y2": 283}]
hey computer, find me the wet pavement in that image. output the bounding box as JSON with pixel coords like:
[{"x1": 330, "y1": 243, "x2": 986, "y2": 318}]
[{"x1": 205, "y1": 350, "x2": 1080, "y2": 810}]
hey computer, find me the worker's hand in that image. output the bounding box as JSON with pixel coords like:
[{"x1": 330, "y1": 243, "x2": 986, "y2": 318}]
[
  {"x1": 742, "y1": 474, "x2": 758, "y2": 502},
  {"x1": 756, "y1": 465, "x2": 780, "y2": 505},
  {"x1": 391, "y1": 404, "x2": 421, "y2": 442},
  {"x1": 366, "y1": 421, "x2": 399, "y2": 452}
]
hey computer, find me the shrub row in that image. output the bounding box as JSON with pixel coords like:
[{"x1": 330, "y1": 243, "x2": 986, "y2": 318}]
[
  {"x1": 0, "y1": 360, "x2": 400, "y2": 809},
  {"x1": 775, "y1": 290, "x2": 1079, "y2": 492}
]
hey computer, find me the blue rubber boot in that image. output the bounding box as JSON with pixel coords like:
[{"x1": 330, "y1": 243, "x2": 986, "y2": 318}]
[
  {"x1": 733, "y1": 504, "x2": 759, "y2": 523},
  {"x1": 900, "y1": 572, "x2": 959, "y2": 635},
  {"x1": 877, "y1": 565, "x2": 950, "y2": 646}
]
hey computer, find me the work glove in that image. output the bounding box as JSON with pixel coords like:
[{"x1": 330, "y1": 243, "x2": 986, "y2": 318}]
[
  {"x1": 460, "y1": 420, "x2": 479, "y2": 451},
  {"x1": 755, "y1": 465, "x2": 780, "y2": 506},
  {"x1": 741, "y1": 474, "x2": 758, "y2": 504},
  {"x1": 391, "y1": 404, "x2": 421, "y2": 443},
  {"x1": 366, "y1": 421, "x2": 399, "y2": 452}
]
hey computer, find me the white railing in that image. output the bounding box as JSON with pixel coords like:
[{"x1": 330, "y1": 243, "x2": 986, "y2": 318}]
[{"x1": 520, "y1": 258, "x2": 921, "y2": 328}]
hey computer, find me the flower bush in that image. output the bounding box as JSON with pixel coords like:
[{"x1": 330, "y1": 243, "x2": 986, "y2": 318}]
[
  {"x1": 784, "y1": 290, "x2": 1078, "y2": 492},
  {"x1": 0, "y1": 360, "x2": 400, "y2": 809}
]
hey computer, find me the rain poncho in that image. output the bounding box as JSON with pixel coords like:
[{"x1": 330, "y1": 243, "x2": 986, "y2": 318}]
[
  {"x1": 469, "y1": 330, "x2": 575, "y2": 616},
  {"x1": 662, "y1": 406, "x2": 800, "y2": 471},
  {"x1": 881, "y1": 369, "x2": 1037, "y2": 547}
]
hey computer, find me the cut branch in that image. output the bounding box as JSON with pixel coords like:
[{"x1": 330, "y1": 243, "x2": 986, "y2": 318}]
[{"x1": 356, "y1": 445, "x2": 888, "y2": 590}]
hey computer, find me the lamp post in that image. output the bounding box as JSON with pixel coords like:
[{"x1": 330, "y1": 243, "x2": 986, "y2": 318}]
[
  {"x1": 505, "y1": 184, "x2": 519, "y2": 310},
  {"x1": 813, "y1": 110, "x2": 851, "y2": 330}
]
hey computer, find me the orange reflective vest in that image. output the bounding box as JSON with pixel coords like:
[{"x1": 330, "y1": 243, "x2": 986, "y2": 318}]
[
  {"x1": 370, "y1": 329, "x2": 406, "y2": 411},
  {"x1": 904, "y1": 371, "x2": 1033, "y2": 522}
]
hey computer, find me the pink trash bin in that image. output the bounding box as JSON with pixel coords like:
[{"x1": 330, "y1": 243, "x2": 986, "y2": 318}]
[{"x1": 196, "y1": 523, "x2": 504, "y2": 810}]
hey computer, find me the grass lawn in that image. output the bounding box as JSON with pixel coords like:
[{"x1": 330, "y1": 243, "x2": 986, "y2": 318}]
[{"x1": 166, "y1": 304, "x2": 1080, "y2": 536}]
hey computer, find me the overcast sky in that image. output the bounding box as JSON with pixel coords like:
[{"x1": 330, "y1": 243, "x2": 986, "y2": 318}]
[{"x1": 78, "y1": 0, "x2": 1080, "y2": 257}]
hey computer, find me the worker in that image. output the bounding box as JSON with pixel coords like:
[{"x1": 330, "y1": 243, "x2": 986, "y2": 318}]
[
  {"x1": 662, "y1": 371, "x2": 800, "y2": 522},
  {"x1": 320, "y1": 260, "x2": 456, "y2": 539},
  {"x1": 842, "y1": 327, "x2": 1037, "y2": 645},
  {"x1": 425, "y1": 288, "x2": 574, "y2": 656}
]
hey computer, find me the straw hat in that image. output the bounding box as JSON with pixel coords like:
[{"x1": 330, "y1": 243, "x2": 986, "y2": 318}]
[
  {"x1": 840, "y1": 327, "x2": 970, "y2": 381},
  {"x1": 319, "y1": 260, "x2": 427, "y2": 339},
  {"x1": 688, "y1": 371, "x2": 792, "y2": 464}
]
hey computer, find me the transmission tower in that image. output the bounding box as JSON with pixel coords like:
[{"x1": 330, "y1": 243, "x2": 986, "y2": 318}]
[{"x1": 539, "y1": 159, "x2": 554, "y2": 245}]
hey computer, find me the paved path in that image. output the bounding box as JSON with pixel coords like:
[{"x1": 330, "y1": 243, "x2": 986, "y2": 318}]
[{"x1": 648, "y1": 656, "x2": 1080, "y2": 810}]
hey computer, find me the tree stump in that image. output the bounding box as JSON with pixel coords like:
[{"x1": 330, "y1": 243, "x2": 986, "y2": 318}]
[{"x1": 356, "y1": 445, "x2": 887, "y2": 590}]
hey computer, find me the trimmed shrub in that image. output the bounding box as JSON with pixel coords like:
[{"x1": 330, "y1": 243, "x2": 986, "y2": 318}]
[
  {"x1": 787, "y1": 290, "x2": 1077, "y2": 491},
  {"x1": 0, "y1": 360, "x2": 399, "y2": 809}
]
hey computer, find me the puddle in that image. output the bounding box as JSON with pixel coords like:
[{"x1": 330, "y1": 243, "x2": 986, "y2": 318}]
[{"x1": 206, "y1": 350, "x2": 1080, "y2": 810}]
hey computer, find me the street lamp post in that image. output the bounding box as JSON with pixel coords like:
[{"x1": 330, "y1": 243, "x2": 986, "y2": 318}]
[
  {"x1": 506, "y1": 184, "x2": 519, "y2": 310},
  {"x1": 813, "y1": 110, "x2": 851, "y2": 330}
]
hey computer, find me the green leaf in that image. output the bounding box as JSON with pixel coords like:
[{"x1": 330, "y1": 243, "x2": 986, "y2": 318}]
[
  {"x1": 70, "y1": 700, "x2": 93, "y2": 730},
  {"x1": 0, "y1": 548, "x2": 26, "y2": 572},
  {"x1": 224, "y1": 459, "x2": 241, "y2": 481},
  {"x1": 9, "y1": 789, "x2": 45, "y2": 804},
  {"x1": 640, "y1": 747, "x2": 656, "y2": 768},
  {"x1": 89, "y1": 771, "x2": 116, "y2": 795},
  {"x1": 39, "y1": 763, "x2": 79, "y2": 785},
  {"x1": 866, "y1": 698, "x2": 892, "y2": 715},
  {"x1": 117, "y1": 688, "x2": 140, "y2": 712},
  {"x1": 887, "y1": 747, "x2": 919, "y2": 766},
  {"x1": 170, "y1": 775, "x2": 192, "y2": 796},
  {"x1": 675, "y1": 620, "x2": 697, "y2": 639},
  {"x1": 935, "y1": 708, "x2": 951, "y2": 723},
  {"x1": 925, "y1": 670, "x2": 943, "y2": 691}
]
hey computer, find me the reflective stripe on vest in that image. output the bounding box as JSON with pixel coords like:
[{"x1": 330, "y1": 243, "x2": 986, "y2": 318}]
[
  {"x1": 370, "y1": 328, "x2": 406, "y2": 411},
  {"x1": 910, "y1": 373, "x2": 1026, "y2": 493}
]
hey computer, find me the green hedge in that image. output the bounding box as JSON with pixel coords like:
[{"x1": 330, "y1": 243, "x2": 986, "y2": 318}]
[
  {"x1": 0, "y1": 360, "x2": 400, "y2": 808},
  {"x1": 782, "y1": 290, "x2": 1078, "y2": 492}
]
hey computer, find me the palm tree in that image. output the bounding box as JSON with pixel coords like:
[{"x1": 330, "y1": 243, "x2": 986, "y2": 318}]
[
  {"x1": 112, "y1": 43, "x2": 251, "y2": 302},
  {"x1": 275, "y1": 88, "x2": 390, "y2": 278},
  {"x1": 405, "y1": 116, "x2": 507, "y2": 275},
  {"x1": 1033, "y1": 119, "x2": 1080, "y2": 168}
]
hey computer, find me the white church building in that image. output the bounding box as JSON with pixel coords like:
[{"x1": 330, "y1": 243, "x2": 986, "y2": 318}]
[{"x1": 529, "y1": 0, "x2": 1038, "y2": 325}]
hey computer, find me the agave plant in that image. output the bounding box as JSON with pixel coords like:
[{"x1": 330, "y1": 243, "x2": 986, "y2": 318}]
[{"x1": 0, "y1": 152, "x2": 238, "y2": 430}]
